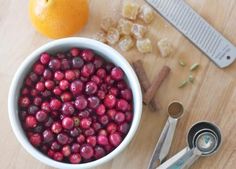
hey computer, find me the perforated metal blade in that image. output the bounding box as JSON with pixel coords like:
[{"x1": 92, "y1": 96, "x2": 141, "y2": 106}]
[{"x1": 146, "y1": 0, "x2": 236, "y2": 68}]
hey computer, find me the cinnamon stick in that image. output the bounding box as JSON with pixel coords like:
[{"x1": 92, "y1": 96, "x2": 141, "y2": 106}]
[
  {"x1": 143, "y1": 65, "x2": 171, "y2": 105},
  {"x1": 132, "y1": 60, "x2": 160, "y2": 111}
]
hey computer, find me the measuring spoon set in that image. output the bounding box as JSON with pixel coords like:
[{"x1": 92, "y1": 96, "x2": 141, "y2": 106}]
[{"x1": 148, "y1": 101, "x2": 222, "y2": 169}]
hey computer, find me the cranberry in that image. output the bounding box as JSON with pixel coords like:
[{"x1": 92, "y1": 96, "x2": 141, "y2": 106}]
[
  {"x1": 97, "y1": 135, "x2": 109, "y2": 146},
  {"x1": 53, "y1": 152, "x2": 63, "y2": 161},
  {"x1": 35, "y1": 82, "x2": 45, "y2": 92},
  {"x1": 61, "y1": 92, "x2": 73, "y2": 102},
  {"x1": 40, "y1": 53, "x2": 50, "y2": 65},
  {"x1": 117, "y1": 80, "x2": 127, "y2": 89},
  {"x1": 105, "y1": 75, "x2": 115, "y2": 85},
  {"x1": 19, "y1": 96, "x2": 30, "y2": 108},
  {"x1": 65, "y1": 70, "x2": 76, "y2": 81},
  {"x1": 41, "y1": 90, "x2": 52, "y2": 98},
  {"x1": 104, "y1": 94, "x2": 116, "y2": 108},
  {"x1": 105, "y1": 63, "x2": 114, "y2": 72},
  {"x1": 53, "y1": 87, "x2": 62, "y2": 96},
  {"x1": 91, "y1": 75, "x2": 101, "y2": 85},
  {"x1": 44, "y1": 117, "x2": 54, "y2": 127},
  {"x1": 33, "y1": 97, "x2": 42, "y2": 106},
  {"x1": 50, "y1": 99, "x2": 62, "y2": 110},
  {"x1": 98, "y1": 129, "x2": 108, "y2": 136},
  {"x1": 19, "y1": 110, "x2": 27, "y2": 120},
  {"x1": 121, "y1": 88, "x2": 132, "y2": 101},
  {"x1": 80, "y1": 144, "x2": 94, "y2": 160},
  {"x1": 41, "y1": 145, "x2": 49, "y2": 153},
  {"x1": 77, "y1": 134, "x2": 85, "y2": 144},
  {"x1": 28, "y1": 105, "x2": 39, "y2": 115},
  {"x1": 111, "y1": 67, "x2": 124, "y2": 81},
  {"x1": 70, "y1": 127, "x2": 80, "y2": 137},
  {"x1": 96, "y1": 68, "x2": 106, "y2": 79},
  {"x1": 114, "y1": 112, "x2": 125, "y2": 124},
  {"x1": 78, "y1": 110, "x2": 90, "y2": 118},
  {"x1": 25, "y1": 116, "x2": 37, "y2": 128},
  {"x1": 93, "y1": 57, "x2": 104, "y2": 69},
  {"x1": 118, "y1": 123, "x2": 130, "y2": 134},
  {"x1": 50, "y1": 111, "x2": 59, "y2": 118},
  {"x1": 33, "y1": 125, "x2": 44, "y2": 133},
  {"x1": 21, "y1": 87, "x2": 29, "y2": 95},
  {"x1": 72, "y1": 57, "x2": 84, "y2": 69},
  {"x1": 51, "y1": 141, "x2": 61, "y2": 150},
  {"x1": 97, "y1": 90, "x2": 106, "y2": 99},
  {"x1": 109, "y1": 133, "x2": 122, "y2": 147},
  {"x1": 81, "y1": 63, "x2": 95, "y2": 77},
  {"x1": 61, "y1": 59, "x2": 71, "y2": 70},
  {"x1": 117, "y1": 99, "x2": 128, "y2": 112},
  {"x1": 54, "y1": 71, "x2": 64, "y2": 81},
  {"x1": 88, "y1": 96, "x2": 100, "y2": 109},
  {"x1": 81, "y1": 49, "x2": 94, "y2": 62},
  {"x1": 80, "y1": 118, "x2": 92, "y2": 129},
  {"x1": 62, "y1": 145, "x2": 71, "y2": 157},
  {"x1": 99, "y1": 115, "x2": 109, "y2": 125},
  {"x1": 94, "y1": 146, "x2": 106, "y2": 159},
  {"x1": 70, "y1": 80, "x2": 84, "y2": 95},
  {"x1": 62, "y1": 102, "x2": 75, "y2": 116},
  {"x1": 41, "y1": 101, "x2": 51, "y2": 112},
  {"x1": 84, "y1": 127, "x2": 95, "y2": 136},
  {"x1": 59, "y1": 80, "x2": 70, "y2": 90},
  {"x1": 75, "y1": 96, "x2": 88, "y2": 110},
  {"x1": 57, "y1": 133, "x2": 69, "y2": 145},
  {"x1": 92, "y1": 122, "x2": 102, "y2": 131},
  {"x1": 96, "y1": 104, "x2": 106, "y2": 115},
  {"x1": 29, "y1": 72, "x2": 38, "y2": 82},
  {"x1": 109, "y1": 87, "x2": 119, "y2": 96},
  {"x1": 51, "y1": 122, "x2": 62, "y2": 134},
  {"x1": 70, "y1": 48, "x2": 80, "y2": 57},
  {"x1": 107, "y1": 123, "x2": 117, "y2": 134},
  {"x1": 49, "y1": 58, "x2": 61, "y2": 71},
  {"x1": 43, "y1": 129, "x2": 54, "y2": 143},
  {"x1": 104, "y1": 144, "x2": 113, "y2": 153},
  {"x1": 43, "y1": 69, "x2": 53, "y2": 80},
  {"x1": 45, "y1": 80, "x2": 55, "y2": 90},
  {"x1": 33, "y1": 63, "x2": 45, "y2": 75},
  {"x1": 87, "y1": 136, "x2": 96, "y2": 147},
  {"x1": 69, "y1": 153, "x2": 81, "y2": 164},
  {"x1": 36, "y1": 110, "x2": 48, "y2": 122},
  {"x1": 29, "y1": 133, "x2": 42, "y2": 147},
  {"x1": 85, "y1": 81, "x2": 98, "y2": 95},
  {"x1": 125, "y1": 111, "x2": 133, "y2": 122},
  {"x1": 62, "y1": 117, "x2": 74, "y2": 130},
  {"x1": 47, "y1": 149, "x2": 55, "y2": 158},
  {"x1": 25, "y1": 78, "x2": 33, "y2": 87},
  {"x1": 73, "y1": 117, "x2": 80, "y2": 127},
  {"x1": 71, "y1": 143, "x2": 80, "y2": 153}
]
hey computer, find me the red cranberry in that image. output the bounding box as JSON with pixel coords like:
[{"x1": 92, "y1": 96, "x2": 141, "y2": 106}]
[
  {"x1": 80, "y1": 76, "x2": 88, "y2": 82},
  {"x1": 49, "y1": 58, "x2": 61, "y2": 71},
  {"x1": 117, "y1": 80, "x2": 127, "y2": 89},
  {"x1": 53, "y1": 152, "x2": 63, "y2": 161},
  {"x1": 99, "y1": 115, "x2": 109, "y2": 125},
  {"x1": 70, "y1": 48, "x2": 80, "y2": 57},
  {"x1": 54, "y1": 71, "x2": 64, "y2": 81},
  {"x1": 97, "y1": 90, "x2": 105, "y2": 99},
  {"x1": 62, "y1": 145, "x2": 71, "y2": 157},
  {"x1": 109, "y1": 132, "x2": 122, "y2": 146},
  {"x1": 94, "y1": 146, "x2": 106, "y2": 159},
  {"x1": 50, "y1": 99, "x2": 62, "y2": 110},
  {"x1": 104, "y1": 94, "x2": 116, "y2": 108},
  {"x1": 53, "y1": 87, "x2": 62, "y2": 96},
  {"x1": 44, "y1": 117, "x2": 54, "y2": 127},
  {"x1": 85, "y1": 81, "x2": 98, "y2": 95},
  {"x1": 80, "y1": 118, "x2": 92, "y2": 129},
  {"x1": 65, "y1": 70, "x2": 76, "y2": 81},
  {"x1": 98, "y1": 129, "x2": 108, "y2": 136},
  {"x1": 25, "y1": 78, "x2": 33, "y2": 87},
  {"x1": 72, "y1": 57, "x2": 84, "y2": 69},
  {"x1": 105, "y1": 63, "x2": 114, "y2": 72},
  {"x1": 70, "y1": 127, "x2": 80, "y2": 137},
  {"x1": 121, "y1": 89, "x2": 132, "y2": 101},
  {"x1": 25, "y1": 116, "x2": 37, "y2": 128},
  {"x1": 80, "y1": 144, "x2": 94, "y2": 160},
  {"x1": 91, "y1": 75, "x2": 101, "y2": 85},
  {"x1": 62, "y1": 117, "x2": 74, "y2": 130},
  {"x1": 109, "y1": 87, "x2": 119, "y2": 96},
  {"x1": 84, "y1": 127, "x2": 95, "y2": 136},
  {"x1": 69, "y1": 153, "x2": 81, "y2": 164},
  {"x1": 70, "y1": 80, "x2": 84, "y2": 95},
  {"x1": 41, "y1": 101, "x2": 51, "y2": 112},
  {"x1": 125, "y1": 111, "x2": 133, "y2": 122},
  {"x1": 107, "y1": 123, "x2": 117, "y2": 134},
  {"x1": 33, "y1": 125, "x2": 44, "y2": 133},
  {"x1": 40, "y1": 53, "x2": 50, "y2": 65},
  {"x1": 29, "y1": 72, "x2": 39, "y2": 82},
  {"x1": 43, "y1": 129, "x2": 54, "y2": 143},
  {"x1": 61, "y1": 58, "x2": 71, "y2": 70},
  {"x1": 19, "y1": 110, "x2": 27, "y2": 120},
  {"x1": 118, "y1": 123, "x2": 130, "y2": 134},
  {"x1": 78, "y1": 110, "x2": 90, "y2": 118},
  {"x1": 117, "y1": 99, "x2": 128, "y2": 112},
  {"x1": 43, "y1": 69, "x2": 53, "y2": 80},
  {"x1": 77, "y1": 134, "x2": 85, "y2": 144},
  {"x1": 81, "y1": 49, "x2": 94, "y2": 62},
  {"x1": 75, "y1": 96, "x2": 88, "y2": 110},
  {"x1": 33, "y1": 63, "x2": 45, "y2": 75},
  {"x1": 51, "y1": 141, "x2": 61, "y2": 150},
  {"x1": 105, "y1": 75, "x2": 115, "y2": 85},
  {"x1": 35, "y1": 82, "x2": 45, "y2": 91},
  {"x1": 62, "y1": 102, "x2": 75, "y2": 116},
  {"x1": 111, "y1": 67, "x2": 124, "y2": 81},
  {"x1": 41, "y1": 90, "x2": 52, "y2": 98},
  {"x1": 19, "y1": 96, "x2": 30, "y2": 108},
  {"x1": 33, "y1": 97, "x2": 42, "y2": 106},
  {"x1": 60, "y1": 92, "x2": 72, "y2": 102},
  {"x1": 81, "y1": 63, "x2": 95, "y2": 77},
  {"x1": 96, "y1": 68, "x2": 106, "y2": 79},
  {"x1": 47, "y1": 149, "x2": 55, "y2": 158},
  {"x1": 44, "y1": 80, "x2": 55, "y2": 90},
  {"x1": 41, "y1": 145, "x2": 48, "y2": 153},
  {"x1": 96, "y1": 104, "x2": 106, "y2": 116},
  {"x1": 92, "y1": 122, "x2": 102, "y2": 131},
  {"x1": 21, "y1": 87, "x2": 29, "y2": 95},
  {"x1": 73, "y1": 117, "x2": 80, "y2": 127},
  {"x1": 104, "y1": 144, "x2": 113, "y2": 153},
  {"x1": 29, "y1": 133, "x2": 42, "y2": 147},
  {"x1": 51, "y1": 122, "x2": 62, "y2": 134},
  {"x1": 114, "y1": 112, "x2": 125, "y2": 124},
  {"x1": 57, "y1": 133, "x2": 69, "y2": 145},
  {"x1": 87, "y1": 136, "x2": 96, "y2": 147},
  {"x1": 88, "y1": 96, "x2": 100, "y2": 109},
  {"x1": 93, "y1": 57, "x2": 104, "y2": 69},
  {"x1": 97, "y1": 135, "x2": 109, "y2": 146},
  {"x1": 50, "y1": 111, "x2": 59, "y2": 118},
  {"x1": 59, "y1": 80, "x2": 70, "y2": 90},
  {"x1": 36, "y1": 110, "x2": 48, "y2": 122},
  {"x1": 28, "y1": 105, "x2": 39, "y2": 115},
  {"x1": 71, "y1": 143, "x2": 80, "y2": 153}
]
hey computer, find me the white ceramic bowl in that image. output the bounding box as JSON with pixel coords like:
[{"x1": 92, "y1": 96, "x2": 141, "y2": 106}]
[{"x1": 8, "y1": 37, "x2": 142, "y2": 169}]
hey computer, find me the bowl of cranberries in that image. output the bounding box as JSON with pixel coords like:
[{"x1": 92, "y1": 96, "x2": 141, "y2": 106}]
[{"x1": 8, "y1": 38, "x2": 142, "y2": 168}]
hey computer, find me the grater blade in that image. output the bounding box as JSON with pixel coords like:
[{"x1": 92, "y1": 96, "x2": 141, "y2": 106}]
[{"x1": 146, "y1": 0, "x2": 236, "y2": 68}]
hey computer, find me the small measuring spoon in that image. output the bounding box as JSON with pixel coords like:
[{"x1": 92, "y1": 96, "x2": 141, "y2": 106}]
[
  {"x1": 148, "y1": 101, "x2": 184, "y2": 169},
  {"x1": 156, "y1": 121, "x2": 222, "y2": 169}
]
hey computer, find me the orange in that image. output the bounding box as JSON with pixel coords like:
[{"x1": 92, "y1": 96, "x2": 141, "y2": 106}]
[{"x1": 29, "y1": 0, "x2": 89, "y2": 39}]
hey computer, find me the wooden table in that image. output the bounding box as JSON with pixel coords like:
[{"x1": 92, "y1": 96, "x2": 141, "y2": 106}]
[{"x1": 1, "y1": 0, "x2": 236, "y2": 168}]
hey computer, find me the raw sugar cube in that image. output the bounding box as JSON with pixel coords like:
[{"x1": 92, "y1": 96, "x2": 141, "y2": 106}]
[
  {"x1": 106, "y1": 27, "x2": 120, "y2": 45},
  {"x1": 122, "y1": 2, "x2": 140, "y2": 20},
  {"x1": 157, "y1": 38, "x2": 173, "y2": 57},
  {"x1": 136, "y1": 38, "x2": 152, "y2": 53},
  {"x1": 119, "y1": 35, "x2": 135, "y2": 51}
]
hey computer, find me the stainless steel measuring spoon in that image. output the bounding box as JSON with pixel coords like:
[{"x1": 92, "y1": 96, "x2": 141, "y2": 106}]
[
  {"x1": 156, "y1": 121, "x2": 222, "y2": 169},
  {"x1": 148, "y1": 101, "x2": 184, "y2": 169}
]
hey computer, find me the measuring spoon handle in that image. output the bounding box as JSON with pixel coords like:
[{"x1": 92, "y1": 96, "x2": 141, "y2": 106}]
[{"x1": 148, "y1": 117, "x2": 178, "y2": 169}]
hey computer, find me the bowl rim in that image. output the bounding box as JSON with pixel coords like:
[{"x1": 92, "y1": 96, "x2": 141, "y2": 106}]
[{"x1": 8, "y1": 37, "x2": 142, "y2": 169}]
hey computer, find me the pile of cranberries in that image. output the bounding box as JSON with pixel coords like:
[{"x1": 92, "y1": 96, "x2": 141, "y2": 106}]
[{"x1": 18, "y1": 48, "x2": 133, "y2": 164}]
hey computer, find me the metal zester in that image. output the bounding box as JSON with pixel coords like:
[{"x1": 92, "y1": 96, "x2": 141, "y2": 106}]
[{"x1": 146, "y1": 0, "x2": 236, "y2": 68}]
